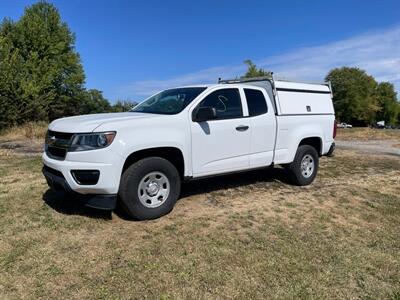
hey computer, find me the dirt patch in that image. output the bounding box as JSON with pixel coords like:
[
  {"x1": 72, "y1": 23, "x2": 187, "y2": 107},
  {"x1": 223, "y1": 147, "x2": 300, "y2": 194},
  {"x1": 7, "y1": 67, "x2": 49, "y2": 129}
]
[{"x1": 0, "y1": 139, "x2": 43, "y2": 156}]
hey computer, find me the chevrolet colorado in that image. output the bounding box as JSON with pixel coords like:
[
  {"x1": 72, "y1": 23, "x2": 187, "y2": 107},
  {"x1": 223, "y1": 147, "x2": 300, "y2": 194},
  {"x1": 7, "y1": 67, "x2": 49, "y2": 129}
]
[{"x1": 43, "y1": 77, "x2": 336, "y2": 220}]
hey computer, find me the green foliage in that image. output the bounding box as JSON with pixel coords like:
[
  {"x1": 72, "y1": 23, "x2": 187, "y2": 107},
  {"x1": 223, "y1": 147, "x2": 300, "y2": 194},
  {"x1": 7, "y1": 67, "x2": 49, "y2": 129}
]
[
  {"x1": 78, "y1": 89, "x2": 112, "y2": 115},
  {"x1": 0, "y1": 1, "x2": 124, "y2": 129},
  {"x1": 0, "y1": 2, "x2": 86, "y2": 128},
  {"x1": 376, "y1": 82, "x2": 399, "y2": 125},
  {"x1": 1, "y1": 2, "x2": 86, "y2": 125},
  {"x1": 112, "y1": 100, "x2": 138, "y2": 112},
  {"x1": 325, "y1": 67, "x2": 399, "y2": 125},
  {"x1": 242, "y1": 59, "x2": 272, "y2": 78},
  {"x1": 0, "y1": 20, "x2": 26, "y2": 128}
]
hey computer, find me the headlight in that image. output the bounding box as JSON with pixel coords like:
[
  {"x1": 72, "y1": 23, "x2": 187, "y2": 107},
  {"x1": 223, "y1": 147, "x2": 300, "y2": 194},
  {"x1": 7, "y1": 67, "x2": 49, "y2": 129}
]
[{"x1": 69, "y1": 132, "x2": 116, "y2": 152}]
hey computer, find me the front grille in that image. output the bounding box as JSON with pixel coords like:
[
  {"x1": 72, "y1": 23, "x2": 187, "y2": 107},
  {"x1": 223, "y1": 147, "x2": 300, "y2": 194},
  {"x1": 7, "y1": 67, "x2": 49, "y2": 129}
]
[
  {"x1": 45, "y1": 130, "x2": 73, "y2": 160},
  {"x1": 47, "y1": 130, "x2": 74, "y2": 140},
  {"x1": 46, "y1": 146, "x2": 67, "y2": 160}
]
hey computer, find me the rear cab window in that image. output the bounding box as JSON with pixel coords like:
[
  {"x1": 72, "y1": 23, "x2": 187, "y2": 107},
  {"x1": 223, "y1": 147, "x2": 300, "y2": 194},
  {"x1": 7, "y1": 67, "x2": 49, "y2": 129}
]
[
  {"x1": 198, "y1": 88, "x2": 243, "y2": 120},
  {"x1": 244, "y1": 88, "x2": 268, "y2": 116}
]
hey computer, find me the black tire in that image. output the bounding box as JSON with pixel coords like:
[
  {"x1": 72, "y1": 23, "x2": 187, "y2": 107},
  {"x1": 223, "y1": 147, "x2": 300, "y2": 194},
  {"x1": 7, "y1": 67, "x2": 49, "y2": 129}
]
[
  {"x1": 119, "y1": 157, "x2": 181, "y2": 220},
  {"x1": 287, "y1": 145, "x2": 319, "y2": 186}
]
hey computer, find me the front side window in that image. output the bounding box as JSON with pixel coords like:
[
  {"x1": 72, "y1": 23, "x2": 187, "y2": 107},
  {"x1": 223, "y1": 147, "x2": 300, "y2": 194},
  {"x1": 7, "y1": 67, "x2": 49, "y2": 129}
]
[
  {"x1": 244, "y1": 88, "x2": 268, "y2": 116},
  {"x1": 198, "y1": 88, "x2": 243, "y2": 120},
  {"x1": 132, "y1": 87, "x2": 207, "y2": 115}
]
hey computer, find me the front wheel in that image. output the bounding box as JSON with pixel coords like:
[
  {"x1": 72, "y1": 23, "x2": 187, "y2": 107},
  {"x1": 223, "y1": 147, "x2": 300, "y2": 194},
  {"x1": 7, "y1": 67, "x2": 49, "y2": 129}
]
[
  {"x1": 286, "y1": 145, "x2": 319, "y2": 186},
  {"x1": 119, "y1": 157, "x2": 181, "y2": 220}
]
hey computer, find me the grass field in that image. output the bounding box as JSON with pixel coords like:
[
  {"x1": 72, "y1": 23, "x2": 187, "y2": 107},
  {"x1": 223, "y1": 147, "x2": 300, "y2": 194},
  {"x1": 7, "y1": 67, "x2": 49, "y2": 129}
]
[{"x1": 0, "y1": 127, "x2": 399, "y2": 299}]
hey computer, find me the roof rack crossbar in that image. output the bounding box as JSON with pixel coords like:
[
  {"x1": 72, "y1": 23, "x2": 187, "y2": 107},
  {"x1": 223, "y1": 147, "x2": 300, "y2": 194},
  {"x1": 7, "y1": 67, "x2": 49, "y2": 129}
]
[
  {"x1": 218, "y1": 76, "x2": 273, "y2": 84},
  {"x1": 218, "y1": 75, "x2": 329, "y2": 87}
]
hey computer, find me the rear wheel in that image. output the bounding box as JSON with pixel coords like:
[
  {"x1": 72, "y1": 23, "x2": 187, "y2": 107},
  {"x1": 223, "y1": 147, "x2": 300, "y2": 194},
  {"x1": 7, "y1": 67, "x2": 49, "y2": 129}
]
[
  {"x1": 119, "y1": 157, "x2": 181, "y2": 220},
  {"x1": 287, "y1": 145, "x2": 319, "y2": 186}
]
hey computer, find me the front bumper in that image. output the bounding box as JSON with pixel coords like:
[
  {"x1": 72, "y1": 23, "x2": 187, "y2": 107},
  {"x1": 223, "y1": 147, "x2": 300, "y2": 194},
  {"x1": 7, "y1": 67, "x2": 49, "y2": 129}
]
[
  {"x1": 42, "y1": 165, "x2": 117, "y2": 210},
  {"x1": 42, "y1": 149, "x2": 123, "y2": 210},
  {"x1": 42, "y1": 149, "x2": 122, "y2": 194}
]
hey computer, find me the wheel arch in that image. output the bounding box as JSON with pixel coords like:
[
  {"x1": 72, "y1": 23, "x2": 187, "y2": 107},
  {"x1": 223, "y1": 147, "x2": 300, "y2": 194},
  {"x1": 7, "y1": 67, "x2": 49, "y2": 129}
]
[
  {"x1": 298, "y1": 136, "x2": 323, "y2": 156},
  {"x1": 122, "y1": 147, "x2": 185, "y2": 179}
]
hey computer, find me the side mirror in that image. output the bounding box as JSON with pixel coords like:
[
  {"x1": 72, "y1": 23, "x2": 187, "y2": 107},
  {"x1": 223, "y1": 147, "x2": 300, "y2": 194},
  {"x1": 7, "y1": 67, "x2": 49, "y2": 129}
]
[{"x1": 193, "y1": 107, "x2": 217, "y2": 122}]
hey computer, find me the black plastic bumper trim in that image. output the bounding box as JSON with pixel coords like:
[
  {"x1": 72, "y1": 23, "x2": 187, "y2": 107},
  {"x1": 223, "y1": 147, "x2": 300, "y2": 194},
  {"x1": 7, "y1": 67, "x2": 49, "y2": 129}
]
[
  {"x1": 42, "y1": 165, "x2": 117, "y2": 210},
  {"x1": 327, "y1": 142, "x2": 335, "y2": 157},
  {"x1": 71, "y1": 170, "x2": 100, "y2": 185}
]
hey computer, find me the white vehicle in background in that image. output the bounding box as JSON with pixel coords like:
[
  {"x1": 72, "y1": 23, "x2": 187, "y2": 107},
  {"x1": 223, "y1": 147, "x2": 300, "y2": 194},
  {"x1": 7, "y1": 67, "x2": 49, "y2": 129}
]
[
  {"x1": 376, "y1": 121, "x2": 385, "y2": 129},
  {"x1": 42, "y1": 76, "x2": 336, "y2": 220},
  {"x1": 337, "y1": 122, "x2": 352, "y2": 128}
]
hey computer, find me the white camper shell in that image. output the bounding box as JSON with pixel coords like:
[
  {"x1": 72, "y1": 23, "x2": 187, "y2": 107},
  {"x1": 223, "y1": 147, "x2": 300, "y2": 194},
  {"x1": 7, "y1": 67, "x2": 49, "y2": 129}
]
[{"x1": 219, "y1": 76, "x2": 334, "y2": 116}]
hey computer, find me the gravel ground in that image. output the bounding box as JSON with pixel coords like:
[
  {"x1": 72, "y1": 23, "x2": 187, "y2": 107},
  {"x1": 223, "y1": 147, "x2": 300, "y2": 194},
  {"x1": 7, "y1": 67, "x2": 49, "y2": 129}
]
[{"x1": 336, "y1": 139, "x2": 400, "y2": 157}]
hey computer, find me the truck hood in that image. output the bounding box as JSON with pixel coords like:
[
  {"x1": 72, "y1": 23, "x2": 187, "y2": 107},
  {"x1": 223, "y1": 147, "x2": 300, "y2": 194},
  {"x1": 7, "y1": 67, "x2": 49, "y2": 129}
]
[{"x1": 49, "y1": 112, "x2": 160, "y2": 133}]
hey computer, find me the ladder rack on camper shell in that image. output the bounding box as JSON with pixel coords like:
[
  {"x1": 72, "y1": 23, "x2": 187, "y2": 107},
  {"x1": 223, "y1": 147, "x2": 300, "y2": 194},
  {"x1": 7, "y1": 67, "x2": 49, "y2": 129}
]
[
  {"x1": 218, "y1": 75, "x2": 331, "y2": 90},
  {"x1": 217, "y1": 76, "x2": 334, "y2": 116}
]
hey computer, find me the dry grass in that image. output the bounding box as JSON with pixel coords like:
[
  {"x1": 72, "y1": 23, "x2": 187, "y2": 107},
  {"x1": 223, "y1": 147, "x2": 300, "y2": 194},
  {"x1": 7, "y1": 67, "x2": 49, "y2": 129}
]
[
  {"x1": 1, "y1": 142, "x2": 400, "y2": 298},
  {"x1": 337, "y1": 127, "x2": 400, "y2": 141},
  {"x1": 0, "y1": 122, "x2": 48, "y2": 141}
]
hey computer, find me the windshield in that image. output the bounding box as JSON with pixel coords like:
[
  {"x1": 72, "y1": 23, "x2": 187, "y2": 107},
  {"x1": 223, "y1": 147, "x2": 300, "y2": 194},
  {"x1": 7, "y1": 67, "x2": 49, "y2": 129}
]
[{"x1": 132, "y1": 87, "x2": 207, "y2": 115}]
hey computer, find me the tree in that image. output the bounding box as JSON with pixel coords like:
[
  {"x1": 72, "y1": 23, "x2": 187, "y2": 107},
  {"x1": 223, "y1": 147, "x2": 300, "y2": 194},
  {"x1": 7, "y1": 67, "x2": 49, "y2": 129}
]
[
  {"x1": 325, "y1": 67, "x2": 380, "y2": 125},
  {"x1": 376, "y1": 82, "x2": 399, "y2": 125},
  {"x1": 78, "y1": 89, "x2": 112, "y2": 115},
  {"x1": 0, "y1": 19, "x2": 29, "y2": 128},
  {"x1": 242, "y1": 59, "x2": 272, "y2": 78},
  {"x1": 112, "y1": 100, "x2": 138, "y2": 112},
  {"x1": 0, "y1": 1, "x2": 85, "y2": 127}
]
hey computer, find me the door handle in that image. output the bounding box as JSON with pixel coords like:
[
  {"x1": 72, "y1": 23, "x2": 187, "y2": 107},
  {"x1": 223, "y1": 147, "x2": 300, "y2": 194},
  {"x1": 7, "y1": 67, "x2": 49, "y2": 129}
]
[{"x1": 236, "y1": 125, "x2": 249, "y2": 132}]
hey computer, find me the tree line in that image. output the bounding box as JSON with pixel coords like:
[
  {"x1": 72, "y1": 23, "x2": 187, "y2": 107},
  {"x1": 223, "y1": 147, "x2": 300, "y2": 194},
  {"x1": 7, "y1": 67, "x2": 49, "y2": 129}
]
[
  {"x1": 1, "y1": 2, "x2": 399, "y2": 129},
  {"x1": 326, "y1": 67, "x2": 399, "y2": 126}
]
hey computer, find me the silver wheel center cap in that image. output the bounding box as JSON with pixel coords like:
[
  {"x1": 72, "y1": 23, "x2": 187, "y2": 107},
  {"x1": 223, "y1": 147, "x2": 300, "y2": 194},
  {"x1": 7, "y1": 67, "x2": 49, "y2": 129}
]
[
  {"x1": 138, "y1": 171, "x2": 170, "y2": 209},
  {"x1": 300, "y1": 154, "x2": 314, "y2": 178},
  {"x1": 147, "y1": 182, "x2": 159, "y2": 196}
]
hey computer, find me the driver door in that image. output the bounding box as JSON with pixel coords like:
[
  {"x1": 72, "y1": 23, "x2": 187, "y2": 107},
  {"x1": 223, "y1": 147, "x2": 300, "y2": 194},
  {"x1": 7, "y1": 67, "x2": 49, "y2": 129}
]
[{"x1": 190, "y1": 87, "x2": 251, "y2": 177}]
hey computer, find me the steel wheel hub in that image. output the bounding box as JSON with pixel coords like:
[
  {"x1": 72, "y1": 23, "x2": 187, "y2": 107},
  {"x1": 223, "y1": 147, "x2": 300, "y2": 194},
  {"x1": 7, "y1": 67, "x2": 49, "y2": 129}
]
[
  {"x1": 301, "y1": 154, "x2": 314, "y2": 178},
  {"x1": 138, "y1": 171, "x2": 170, "y2": 208}
]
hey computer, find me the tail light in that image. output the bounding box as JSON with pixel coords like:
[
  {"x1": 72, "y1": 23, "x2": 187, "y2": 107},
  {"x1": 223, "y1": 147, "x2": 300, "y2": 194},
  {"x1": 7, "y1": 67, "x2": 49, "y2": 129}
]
[{"x1": 333, "y1": 120, "x2": 337, "y2": 139}]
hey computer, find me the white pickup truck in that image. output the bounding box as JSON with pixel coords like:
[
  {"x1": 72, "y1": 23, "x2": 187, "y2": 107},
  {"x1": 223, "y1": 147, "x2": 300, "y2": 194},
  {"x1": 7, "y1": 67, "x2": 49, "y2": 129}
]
[{"x1": 43, "y1": 77, "x2": 336, "y2": 220}]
